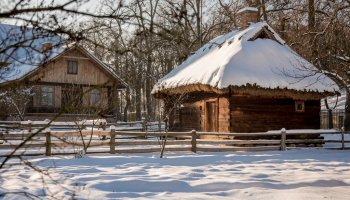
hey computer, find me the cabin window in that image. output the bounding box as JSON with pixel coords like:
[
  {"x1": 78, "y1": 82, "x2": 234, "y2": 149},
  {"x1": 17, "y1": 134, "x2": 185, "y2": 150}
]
[
  {"x1": 90, "y1": 89, "x2": 101, "y2": 106},
  {"x1": 295, "y1": 100, "x2": 305, "y2": 112},
  {"x1": 40, "y1": 86, "x2": 54, "y2": 106},
  {"x1": 67, "y1": 60, "x2": 78, "y2": 74}
]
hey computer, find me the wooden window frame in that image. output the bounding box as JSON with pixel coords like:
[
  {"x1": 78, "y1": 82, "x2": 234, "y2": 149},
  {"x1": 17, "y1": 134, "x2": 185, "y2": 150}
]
[
  {"x1": 40, "y1": 85, "x2": 54, "y2": 107},
  {"x1": 90, "y1": 89, "x2": 101, "y2": 106},
  {"x1": 295, "y1": 100, "x2": 305, "y2": 112},
  {"x1": 67, "y1": 60, "x2": 78, "y2": 75}
]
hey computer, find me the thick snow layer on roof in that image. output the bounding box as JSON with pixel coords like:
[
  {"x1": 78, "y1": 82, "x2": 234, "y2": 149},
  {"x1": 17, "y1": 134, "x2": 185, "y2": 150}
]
[
  {"x1": 237, "y1": 7, "x2": 259, "y2": 13},
  {"x1": 152, "y1": 22, "x2": 338, "y2": 94},
  {"x1": 0, "y1": 24, "x2": 128, "y2": 87},
  {"x1": 0, "y1": 24, "x2": 63, "y2": 83}
]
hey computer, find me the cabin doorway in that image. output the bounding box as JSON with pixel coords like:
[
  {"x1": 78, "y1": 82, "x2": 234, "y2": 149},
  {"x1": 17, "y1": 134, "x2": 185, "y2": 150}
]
[{"x1": 205, "y1": 101, "x2": 218, "y2": 132}]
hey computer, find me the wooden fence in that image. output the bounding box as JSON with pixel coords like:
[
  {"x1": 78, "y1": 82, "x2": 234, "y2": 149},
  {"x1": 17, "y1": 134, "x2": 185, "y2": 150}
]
[
  {"x1": 0, "y1": 120, "x2": 164, "y2": 132},
  {"x1": 0, "y1": 127, "x2": 349, "y2": 157}
]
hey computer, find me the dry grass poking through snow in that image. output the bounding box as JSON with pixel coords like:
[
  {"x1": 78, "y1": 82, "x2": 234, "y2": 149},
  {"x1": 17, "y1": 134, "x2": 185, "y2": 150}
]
[{"x1": 1, "y1": 149, "x2": 350, "y2": 199}]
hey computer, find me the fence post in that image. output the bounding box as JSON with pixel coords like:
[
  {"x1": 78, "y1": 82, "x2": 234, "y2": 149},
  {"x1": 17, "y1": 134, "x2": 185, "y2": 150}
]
[
  {"x1": 191, "y1": 130, "x2": 197, "y2": 153},
  {"x1": 341, "y1": 127, "x2": 345, "y2": 150},
  {"x1": 280, "y1": 128, "x2": 286, "y2": 151},
  {"x1": 110, "y1": 125, "x2": 116, "y2": 154},
  {"x1": 28, "y1": 120, "x2": 32, "y2": 133},
  {"x1": 102, "y1": 122, "x2": 107, "y2": 130},
  {"x1": 45, "y1": 128, "x2": 51, "y2": 156},
  {"x1": 142, "y1": 118, "x2": 147, "y2": 132}
]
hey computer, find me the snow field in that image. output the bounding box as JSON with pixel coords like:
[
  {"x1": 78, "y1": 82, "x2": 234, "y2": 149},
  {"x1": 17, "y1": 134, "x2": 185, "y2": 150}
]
[{"x1": 1, "y1": 149, "x2": 350, "y2": 200}]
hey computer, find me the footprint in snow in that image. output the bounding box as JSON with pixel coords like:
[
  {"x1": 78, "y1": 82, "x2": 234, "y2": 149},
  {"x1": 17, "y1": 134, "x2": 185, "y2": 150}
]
[{"x1": 251, "y1": 174, "x2": 269, "y2": 179}]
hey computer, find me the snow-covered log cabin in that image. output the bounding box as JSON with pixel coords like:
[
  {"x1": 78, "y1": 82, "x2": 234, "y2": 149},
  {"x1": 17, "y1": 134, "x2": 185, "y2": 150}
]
[
  {"x1": 0, "y1": 24, "x2": 127, "y2": 120},
  {"x1": 152, "y1": 6, "x2": 338, "y2": 133}
]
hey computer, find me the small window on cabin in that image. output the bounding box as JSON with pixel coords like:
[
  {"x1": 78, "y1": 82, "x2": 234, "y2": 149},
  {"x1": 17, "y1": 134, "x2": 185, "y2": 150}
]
[
  {"x1": 67, "y1": 60, "x2": 78, "y2": 74},
  {"x1": 295, "y1": 100, "x2": 305, "y2": 112},
  {"x1": 90, "y1": 89, "x2": 101, "y2": 106},
  {"x1": 41, "y1": 86, "x2": 54, "y2": 106}
]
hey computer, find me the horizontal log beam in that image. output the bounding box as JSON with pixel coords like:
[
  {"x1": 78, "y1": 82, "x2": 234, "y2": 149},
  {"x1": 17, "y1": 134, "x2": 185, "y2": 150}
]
[
  {"x1": 116, "y1": 140, "x2": 191, "y2": 146},
  {"x1": 197, "y1": 139, "x2": 281, "y2": 145},
  {"x1": 197, "y1": 146, "x2": 281, "y2": 152}
]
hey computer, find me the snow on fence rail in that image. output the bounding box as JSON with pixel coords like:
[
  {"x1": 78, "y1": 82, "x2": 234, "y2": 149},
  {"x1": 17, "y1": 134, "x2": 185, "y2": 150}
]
[
  {"x1": 0, "y1": 120, "x2": 165, "y2": 132},
  {"x1": 0, "y1": 128, "x2": 349, "y2": 157}
]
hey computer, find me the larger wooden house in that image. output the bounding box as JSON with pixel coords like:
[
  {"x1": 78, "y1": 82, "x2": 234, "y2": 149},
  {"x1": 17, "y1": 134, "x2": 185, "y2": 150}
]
[
  {"x1": 0, "y1": 24, "x2": 127, "y2": 120},
  {"x1": 152, "y1": 7, "x2": 337, "y2": 133}
]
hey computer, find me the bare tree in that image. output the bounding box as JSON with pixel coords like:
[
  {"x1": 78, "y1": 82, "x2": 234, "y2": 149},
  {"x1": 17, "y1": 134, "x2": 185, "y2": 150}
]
[
  {"x1": 0, "y1": 86, "x2": 34, "y2": 120},
  {"x1": 159, "y1": 93, "x2": 188, "y2": 158}
]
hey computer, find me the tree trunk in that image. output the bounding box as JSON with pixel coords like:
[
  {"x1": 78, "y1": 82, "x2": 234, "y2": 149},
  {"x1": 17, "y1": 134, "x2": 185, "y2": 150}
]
[
  {"x1": 344, "y1": 90, "x2": 350, "y2": 131},
  {"x1": 135, "y1": 66, "x2": 142, "y2": 121},
  {"x1": 308, "y1": 0, "x2": 315, "y2": 31},
  {"x1": 261, "y1": 0, "x2": 267, "y2": 21},
  {"x1": 195, "y1": 0, "x2": 202, "y2": 47},
  {"x1": 145, "y1": 53, "x2": 153, "y2": 121},
  {"x1": 308, "y1": 0, "x2": 317, "y2": 58},
  {"x1": 123, "y1": 88, "x2": 130, "y2": 122},
  {"x1": 279, "y1": 15, "x2": 286, "y2": 39}
]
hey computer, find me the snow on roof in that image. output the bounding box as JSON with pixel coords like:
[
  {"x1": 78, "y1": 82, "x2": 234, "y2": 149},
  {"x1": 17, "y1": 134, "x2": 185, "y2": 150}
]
[
  {"x1": 0, "y1": 24, "x2": 127, "y2": 87},
  {"x1": 0, "y1": 23, "x2": 64, "y2": 83},
  {"x1": 237, "y1": 7, "x2": 259, "y2": 14},
  {"x1": 152, "y1": 22, "x2": 338, "y2": 95}
]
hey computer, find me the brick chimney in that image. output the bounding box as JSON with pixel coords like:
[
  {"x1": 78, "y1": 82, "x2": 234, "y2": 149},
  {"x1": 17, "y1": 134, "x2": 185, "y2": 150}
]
[
  {"x1": 42, "y1": 42, "x2": 53, "y2": 52},
  {"x1": 237, "y1": 7, "x2": 259, "y2": 30}
]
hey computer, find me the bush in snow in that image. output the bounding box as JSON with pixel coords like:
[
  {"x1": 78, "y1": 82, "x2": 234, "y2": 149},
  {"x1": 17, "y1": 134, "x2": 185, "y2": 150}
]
[{"x1": 0, "y1": 86, "x2": 34, "y2": 120}]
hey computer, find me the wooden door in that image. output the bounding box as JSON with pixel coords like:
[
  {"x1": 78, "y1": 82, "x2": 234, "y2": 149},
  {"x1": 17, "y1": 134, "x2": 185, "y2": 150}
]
[{"x1": 206, "y1": 101, "x2": 218, "y2": 132}]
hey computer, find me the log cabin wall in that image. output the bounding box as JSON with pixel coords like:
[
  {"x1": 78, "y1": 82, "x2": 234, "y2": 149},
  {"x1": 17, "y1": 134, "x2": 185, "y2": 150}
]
[
  {"x1": 167, "y1": 94, "x2": 230, "y2": 133},
  {"x1": 229, "y1": 95, "x2": 320, "y2": 133},
  {"x1": 168, "y1": 101, "x2": 202, "y2": 132},
  {"x1": 218, "y1": 98, "x2": 230, "y2": 132}
]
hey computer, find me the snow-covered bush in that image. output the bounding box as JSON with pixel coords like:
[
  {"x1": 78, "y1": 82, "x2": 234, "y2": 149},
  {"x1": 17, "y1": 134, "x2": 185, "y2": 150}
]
[{"x1": 0, "y1": 86, "x2": 34, "y2": 120}]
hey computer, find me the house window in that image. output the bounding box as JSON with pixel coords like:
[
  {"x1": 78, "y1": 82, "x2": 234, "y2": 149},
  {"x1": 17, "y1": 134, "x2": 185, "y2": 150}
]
[
  {"x1": 41, "y1": 86, "x2": 54, "y2": 106},
  {"x1": 90, "y1": 89, "x2": 101, "y2": 106},
  {"x1": 295, "y1": 100, "x2": 305, "y2": 112},
  {"x1": 67, "y1": 60, "x2": 78, "y2": 74}
]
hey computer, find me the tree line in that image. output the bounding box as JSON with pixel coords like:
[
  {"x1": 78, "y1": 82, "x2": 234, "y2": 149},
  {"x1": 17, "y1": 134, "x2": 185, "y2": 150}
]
[{"x1": 0, "y1": 0, "x2": 349, "y2": 128}]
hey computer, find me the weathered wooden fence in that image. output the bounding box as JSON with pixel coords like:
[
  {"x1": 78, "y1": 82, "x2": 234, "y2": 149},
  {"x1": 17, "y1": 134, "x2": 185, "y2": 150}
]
[
  {"x1": 0, "y1": 127, "x2": 349, "y2": 157},
  {"x1": 0, "y1": 120, "x2": 164, "y2": 132}
]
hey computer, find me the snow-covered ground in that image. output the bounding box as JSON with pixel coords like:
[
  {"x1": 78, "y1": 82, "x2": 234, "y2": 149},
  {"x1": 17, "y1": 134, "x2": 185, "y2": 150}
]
[{"x1": 1, "y1": 149, "x2": 350, "y2": 200}]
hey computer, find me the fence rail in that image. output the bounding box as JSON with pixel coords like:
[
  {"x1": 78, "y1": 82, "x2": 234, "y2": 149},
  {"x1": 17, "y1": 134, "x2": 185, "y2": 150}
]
[
  {"x1": 0, "y1": 126, "x2": 349, "y2": 157},
  {"x1": 0, "y1": 120, "x2": 165, "y2": 132}
]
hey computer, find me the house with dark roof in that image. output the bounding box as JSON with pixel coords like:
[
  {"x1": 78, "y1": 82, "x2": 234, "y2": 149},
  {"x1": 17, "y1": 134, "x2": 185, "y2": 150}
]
[
  {"x1": 0, "y1": 24, "x2": 127, "y2": 120},
  {"x1": 152, "y1": 6, "x2": 338, "y2": 133}
]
